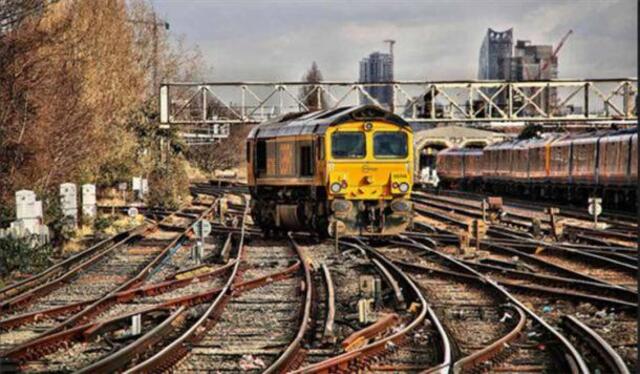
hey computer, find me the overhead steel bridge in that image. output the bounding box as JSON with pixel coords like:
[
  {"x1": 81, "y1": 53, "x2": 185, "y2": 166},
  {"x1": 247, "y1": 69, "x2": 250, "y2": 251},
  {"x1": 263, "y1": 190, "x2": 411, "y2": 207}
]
[{"x1": 160, "y1": 78, "x2": 637, "y2": 143}]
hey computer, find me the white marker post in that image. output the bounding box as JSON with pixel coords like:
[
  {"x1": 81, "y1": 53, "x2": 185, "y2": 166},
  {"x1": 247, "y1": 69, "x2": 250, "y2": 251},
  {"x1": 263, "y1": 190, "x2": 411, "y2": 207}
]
[
  {"x1": 193, "y1": 219, "x2": 211, "y2": 264},
  {"x1": 588, "y1": 197, "x2": 602, "y2": 228}
]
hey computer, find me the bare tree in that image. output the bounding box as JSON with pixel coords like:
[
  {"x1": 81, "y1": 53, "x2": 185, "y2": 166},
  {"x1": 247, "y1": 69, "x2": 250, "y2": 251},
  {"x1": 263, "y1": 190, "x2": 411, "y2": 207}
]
[
  {"x1": 0, "y1": 0, "x2": 209, "y2": 210},
  {"x1": 299, "y1": 61, "x2": 327, "y2": 111}
]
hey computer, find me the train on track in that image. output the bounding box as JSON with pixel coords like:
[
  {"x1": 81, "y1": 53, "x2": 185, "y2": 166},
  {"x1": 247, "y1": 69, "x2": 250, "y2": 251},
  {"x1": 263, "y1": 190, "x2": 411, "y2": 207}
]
[
  {"x1": 246, "y1": 105, "x2": 413, "y2": 236},
  {"x1": 436, "y1": 128, "x2": 638, "y2": 207}
]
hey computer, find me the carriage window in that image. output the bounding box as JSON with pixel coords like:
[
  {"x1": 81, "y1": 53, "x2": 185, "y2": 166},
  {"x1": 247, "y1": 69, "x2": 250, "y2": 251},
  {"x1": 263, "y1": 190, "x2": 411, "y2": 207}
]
[
  {"x1": 331, "y1": 132, "x2": 365, "y2": 158},
  {"x1": 374, "y1": 132, "x2": 408, "y2": 158}
]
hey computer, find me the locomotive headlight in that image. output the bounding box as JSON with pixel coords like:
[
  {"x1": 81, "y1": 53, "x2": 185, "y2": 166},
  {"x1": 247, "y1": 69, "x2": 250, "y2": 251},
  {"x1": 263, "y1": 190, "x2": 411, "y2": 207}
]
[
  {"x1": 330, "y1": 182, "x2": 342, "y2": 193},
  {"x1": 398, "y1": 182, "x2": 410, "y2": 193}
]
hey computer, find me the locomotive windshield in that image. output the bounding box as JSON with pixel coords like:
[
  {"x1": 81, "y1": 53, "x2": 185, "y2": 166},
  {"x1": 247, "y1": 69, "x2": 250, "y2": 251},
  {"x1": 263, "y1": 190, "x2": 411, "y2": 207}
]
[
  {"x1": 332, "y1": 132, "x2": 365, "y2": 158},
  {"x1": 374, "y1": 132, "x2": 408, "y2": 158}
]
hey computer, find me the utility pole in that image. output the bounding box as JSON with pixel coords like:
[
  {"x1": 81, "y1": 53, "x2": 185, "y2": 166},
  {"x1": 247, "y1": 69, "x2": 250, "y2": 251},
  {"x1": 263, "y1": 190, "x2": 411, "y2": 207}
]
[
  {"x1": 127, "y1": 11, "x2": 169, "y2": 164},
  {"x1": 127, "y1": 11, "x2": 169, "y2": 96}
]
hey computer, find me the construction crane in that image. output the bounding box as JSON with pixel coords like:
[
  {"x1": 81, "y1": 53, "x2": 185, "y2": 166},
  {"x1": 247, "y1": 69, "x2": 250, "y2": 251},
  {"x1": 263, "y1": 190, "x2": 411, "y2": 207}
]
[
  {"x1": 539, "y1": 29, "x2": 573, "y2": 78},
  {"x1": 384, "y1": 39, "x2": 395, "y2": 59}
]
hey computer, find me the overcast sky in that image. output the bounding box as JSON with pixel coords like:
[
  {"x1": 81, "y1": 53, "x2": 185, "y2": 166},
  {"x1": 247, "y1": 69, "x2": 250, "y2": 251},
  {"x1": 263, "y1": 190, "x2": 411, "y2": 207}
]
[{"x1": 153, "y1": 0, "x2": 637, "y2": 82}]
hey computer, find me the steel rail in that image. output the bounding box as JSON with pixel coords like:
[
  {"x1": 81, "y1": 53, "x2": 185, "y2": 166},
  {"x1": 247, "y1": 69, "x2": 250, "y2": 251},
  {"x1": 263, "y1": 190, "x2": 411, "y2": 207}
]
[
  {"x1": 420, "y1": 189, "x2": 636, "y2": 230},
  {"x1": 341, "y1": 313, "x2": 399, "y2": 351},
  {"x1": 0, "y1": 228, "x2": 142, "y2": 302},
  {"x1": 392, "y1": 259, "x2": 634, "y2": 309},
  {"x1": 0, "y1": 226, "x2": 148, "y2": 310},
  {"x1": 71, "y1": 259, "x2": 303, "y2": 373},
  {"x1": 414, "y1": 190, "x2": 638, "y2": 244},
  {"x1": 0, "y1": 261, "x2": 236, "y2": 331},
  {"x1": 452, "y1": 305, "x2": 526, "y2": 373},
  {"x1": 263, "y1": 232, "x2": 315, "y2": 373},
  {"x1": 2, "y1": 306, "x2": 175, "y2": 363},
  {"x1": 291, "y1": 238, "x2": 451, "y2": 374},
  {"x1": 562, "y1": 315, "x2": 630, "y2": 374},
  {"x1": 123, "y1": 201, "x2": 250, "y2": 373},
  {"x1": 371, "y1": 258, "x2": 406, "y2": 308},
  {"x1": 75, "y1": 306, "x2": 187, "y2": 374},
  {"x1": 320, "y1": 263, "x2": 335, "y2": 343},
  {"x1": 459, "y1": 259, "x2": 637, "y2": 304},
  {"x1": 40, "y1": 204, "x2": 216, "y2": 337},
  {"x1": 398, "y1": 235, "x2": 589, "y2": 374}
]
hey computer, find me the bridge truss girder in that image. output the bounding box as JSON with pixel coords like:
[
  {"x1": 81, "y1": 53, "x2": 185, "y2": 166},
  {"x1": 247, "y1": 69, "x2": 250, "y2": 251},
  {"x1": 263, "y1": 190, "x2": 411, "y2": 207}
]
[{"x1": 160, "y1": 78, "x2": 637, "y2": 133}]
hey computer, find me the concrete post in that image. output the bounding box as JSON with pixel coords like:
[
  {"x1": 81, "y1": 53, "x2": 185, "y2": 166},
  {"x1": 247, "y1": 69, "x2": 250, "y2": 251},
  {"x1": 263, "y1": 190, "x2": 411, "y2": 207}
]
[
  {"x1": 60, "y1": 183, "x2": 78, "y2": 228},
  {"x1": 82, "y1": 184, "x2": 97, "y2": 219},
  {"x1": 15, "y1": 190, "x2": 43, "y2": 235}
]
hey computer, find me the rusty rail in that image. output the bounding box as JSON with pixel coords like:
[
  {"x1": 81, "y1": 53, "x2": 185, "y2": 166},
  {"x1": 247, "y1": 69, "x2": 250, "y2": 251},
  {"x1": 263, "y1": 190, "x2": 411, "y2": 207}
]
[
  {"x1": 0, "y1": 261, "x2": 235, "y2": 331},
  {"x1": 562, "y1": 315, "x2": 630, "y2": 374},
  {"x1": 123, "y1": 201, "x2": 250, "y2": 373},
  {"x1": 342, "y1": 313, "x2": 399, "y2": 351},
  {"x1": 452, "y1": 304, "x2": 526, "y2": 373},
  {"x1": 291, "y1": 238, "x2": 451, "y2": 374},
  {"x1": 42, "y1": 204, "x2": 216, "y2": 336},
  {"x1": 0, "y1": 227, "x2": 147, "y2": 311},
  {"x1": 263, "y1": 232, "x2": 315, "y2": 373},
  {"x1": 71, "y1": 259, "x2": 302, "y2": 373},
  {"x1": 0, "y1": 227, "x2": 142, "y2": 303},
  {"x1": 399, "y1": 235, "x2": 589, "y2": 374},
  {"x1": 320, "y1": 263, "x2": 335, "y2": 343},
  {"x1": 76, "y1": 306, "x2": 187, "y2": 374}
]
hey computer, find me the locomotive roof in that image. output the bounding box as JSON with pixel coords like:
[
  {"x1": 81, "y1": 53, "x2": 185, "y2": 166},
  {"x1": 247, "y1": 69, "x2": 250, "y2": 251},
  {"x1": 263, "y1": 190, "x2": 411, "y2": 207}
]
[{"x1": 247, "y1": 105, "x2": 410, "y2": 139}]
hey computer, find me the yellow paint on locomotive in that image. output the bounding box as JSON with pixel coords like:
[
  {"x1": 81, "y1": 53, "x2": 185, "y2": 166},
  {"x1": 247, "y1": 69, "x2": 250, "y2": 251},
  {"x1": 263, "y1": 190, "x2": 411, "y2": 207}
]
[{"x1": 325, "y1": 121, "x2": 413, "y2": 201}]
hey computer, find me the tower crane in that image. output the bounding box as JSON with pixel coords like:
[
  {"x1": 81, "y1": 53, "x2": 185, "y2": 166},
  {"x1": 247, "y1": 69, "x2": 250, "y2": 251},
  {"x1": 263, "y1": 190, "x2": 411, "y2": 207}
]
[{"x1": 539, "y1": 29, "x2": 573, "y2": 78}]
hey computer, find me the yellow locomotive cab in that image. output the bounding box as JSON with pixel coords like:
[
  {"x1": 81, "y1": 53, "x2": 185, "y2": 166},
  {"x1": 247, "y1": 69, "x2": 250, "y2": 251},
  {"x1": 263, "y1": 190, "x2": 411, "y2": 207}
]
[
  {"x1": 246, "y1": 105, "x2": 413, "y2": 236},
  {"x1": 325, "y1": 121, "x2": 413, "y2": 235}
]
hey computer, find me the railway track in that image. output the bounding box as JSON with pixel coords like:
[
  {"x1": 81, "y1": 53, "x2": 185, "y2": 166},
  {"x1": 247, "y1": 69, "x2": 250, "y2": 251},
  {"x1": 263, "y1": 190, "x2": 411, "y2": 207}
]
[
  {"x1": 174, "y1": 238, "x2": 308, "y2": 372},
  {"x1": 0, "y1": 184, "x2": 634, "y2": 373},
  {"x1": 412, "y1": 194, "x2": 637, "y2": 291},
  {"x1": 391, "y1": 235, "x2": 635, "y2": 373},
  {"x1": 408, "y1": 221, "x2": 636, "y2": 371},
  {"x1": 287, "y1": 237, "x2": 446, "y2": 373},
  {"x1": 415, "y1": 188, "x2": 637, "y2": 239},
  {"x1": 372, "y1": 241, "x2": 527, "y2": 372},
  {"x1": 0, "y1": 200, "x2": 217, "y2": 368}
]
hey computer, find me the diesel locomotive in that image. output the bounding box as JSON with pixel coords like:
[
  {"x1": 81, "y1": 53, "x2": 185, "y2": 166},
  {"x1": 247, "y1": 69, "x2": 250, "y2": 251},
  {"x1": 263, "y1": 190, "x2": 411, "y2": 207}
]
[{"x1": 246, "y1": 105, "x2": 413, "y2": 236}]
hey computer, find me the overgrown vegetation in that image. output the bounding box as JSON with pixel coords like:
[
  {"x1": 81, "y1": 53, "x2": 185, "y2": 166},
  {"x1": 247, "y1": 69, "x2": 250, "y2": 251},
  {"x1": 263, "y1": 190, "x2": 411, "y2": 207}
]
[
  {"x1": 0, "y1": 236, "x2": 53, "y2": 276},
  {"x1": 147, "y1": 157, "x2": 191, "y2": 209}
]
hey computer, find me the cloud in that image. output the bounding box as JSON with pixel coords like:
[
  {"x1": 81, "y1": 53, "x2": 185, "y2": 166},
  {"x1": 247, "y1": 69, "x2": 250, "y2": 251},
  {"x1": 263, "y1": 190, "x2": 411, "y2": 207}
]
[{"x1": 154, "y1": 0, "x2": 637, "y2": 81}]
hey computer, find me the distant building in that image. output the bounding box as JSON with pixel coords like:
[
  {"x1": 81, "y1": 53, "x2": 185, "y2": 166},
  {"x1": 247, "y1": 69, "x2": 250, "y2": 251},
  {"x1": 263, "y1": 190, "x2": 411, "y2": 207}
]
[
  {"x1": 511, "y1": 40, "x2": 558, "y2": 112},
  {"x1": 479, "y1": 28, "x2": 560, "y2": 115},
  {"x1": 359, "y1": 52, "x2": 394, "y2": 109},
  {"x1": 478, "y1": 28, "x2": 513, "y2": 81},
  {"x1": 478, "y1": 28, "x2": 513, "y2": 108}
]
